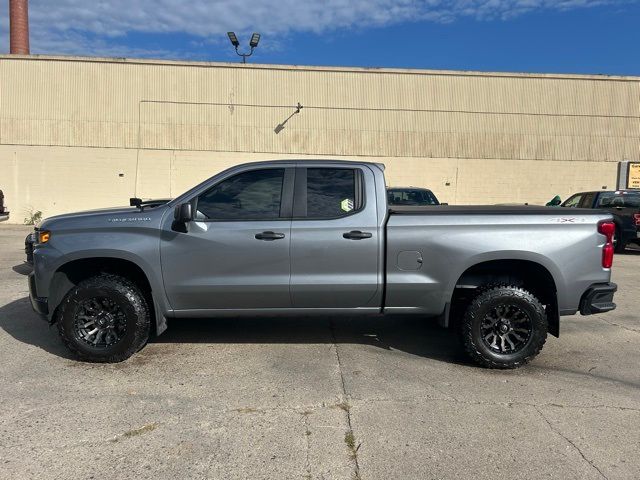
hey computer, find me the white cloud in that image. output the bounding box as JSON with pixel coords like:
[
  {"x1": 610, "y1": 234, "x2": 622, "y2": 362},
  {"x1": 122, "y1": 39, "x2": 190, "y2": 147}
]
[{"x1": 0, "y1": 0, "x2": 631, "y2": 57}]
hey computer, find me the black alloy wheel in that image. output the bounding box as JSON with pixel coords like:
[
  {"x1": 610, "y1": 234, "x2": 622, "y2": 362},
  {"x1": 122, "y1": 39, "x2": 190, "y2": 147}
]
[
  {"x1": 460, "y1": 285, "x2": 548, "y2": 369},
  {"x1": 56, "y1": 274, "x2": 150, "y2": 363},
  {"x1": 72, "y1": 297, "x2": 128, "y2": 348},
  {"x1": 480, "y1": 303, "x2": 533, "y2": 355}
]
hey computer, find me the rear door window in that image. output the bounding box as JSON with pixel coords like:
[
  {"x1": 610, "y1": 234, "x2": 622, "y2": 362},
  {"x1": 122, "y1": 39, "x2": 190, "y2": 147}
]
[
  {"x1": 579, "y1": 192, "x2": 596, "y2": 208},
  {"x1": 597, "y1": 193, "x2": 618, "y2": 208},
  {"x1": 297, "y1": 168, "x2": 363, "y2": 219}
]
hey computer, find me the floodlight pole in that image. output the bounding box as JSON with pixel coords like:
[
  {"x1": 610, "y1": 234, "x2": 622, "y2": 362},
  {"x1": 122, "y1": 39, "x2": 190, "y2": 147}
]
[
  {"x1": 234, "y1": 45, "x2": 255, "y2": 64},
  {"x1": 227, "y1": 32, "x2": 261, "y2": 63}
]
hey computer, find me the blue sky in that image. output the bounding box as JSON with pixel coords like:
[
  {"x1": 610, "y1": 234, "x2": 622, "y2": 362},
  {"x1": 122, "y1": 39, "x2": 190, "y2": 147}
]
[
  {"x1": 2, "y1": 0, "x2": 640, "y2": 75},
  {"x1": 240, "y1": 4, "x2": 640, "y2": 75}
]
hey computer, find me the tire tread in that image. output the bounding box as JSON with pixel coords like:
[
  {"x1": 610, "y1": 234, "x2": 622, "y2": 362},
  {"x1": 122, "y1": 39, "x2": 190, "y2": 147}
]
[
  {"x1": 461, "y1": 285, "x2": 547, "y2": 369},
  {"x1": 56, "y1": 274, "x2": 150, "y2": 363}
]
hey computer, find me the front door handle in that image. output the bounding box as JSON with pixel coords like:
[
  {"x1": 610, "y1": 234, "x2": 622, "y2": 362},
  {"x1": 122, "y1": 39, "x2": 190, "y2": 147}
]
[
  {"x1": 343, "y1": 230, "x2": 373, "y2": 240},
  {"x1": 255, "y1": 231, "x2": 286, "y2": 241}
]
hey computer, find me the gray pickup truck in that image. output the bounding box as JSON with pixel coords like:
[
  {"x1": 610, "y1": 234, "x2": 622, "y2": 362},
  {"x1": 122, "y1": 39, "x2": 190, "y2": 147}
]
[{"x1": 28, "y1": 160, "x2": 617, "y2": 368}]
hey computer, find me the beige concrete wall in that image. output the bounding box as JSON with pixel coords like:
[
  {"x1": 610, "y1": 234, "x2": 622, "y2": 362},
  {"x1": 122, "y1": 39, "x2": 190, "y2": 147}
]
[
  {"x1": 0, "y1": 55, "x2": 637, "y2": 223},
  {"x1": 0, "y1": 144, "x2": 618, "y2": 222}
]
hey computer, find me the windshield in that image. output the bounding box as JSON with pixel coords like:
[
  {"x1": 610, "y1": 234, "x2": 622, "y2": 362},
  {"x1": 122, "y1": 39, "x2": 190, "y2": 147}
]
[{"x1": 387, "y1": 189, "x2": 439, "y2": 206}]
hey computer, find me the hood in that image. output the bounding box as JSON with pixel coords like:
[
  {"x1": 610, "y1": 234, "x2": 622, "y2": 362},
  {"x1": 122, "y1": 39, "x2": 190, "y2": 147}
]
[
  {"x1": 39, "y1": 204, "x2": 168, "y2": 230},
  {"x1": 42, "y1": 206, "x2": 137, "y2": 223}
]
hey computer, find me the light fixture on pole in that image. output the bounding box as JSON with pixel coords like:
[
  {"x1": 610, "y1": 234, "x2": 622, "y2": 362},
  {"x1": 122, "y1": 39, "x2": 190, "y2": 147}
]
[{"x1": 227, "y1": 32, "x2": 261, "y2": 63}]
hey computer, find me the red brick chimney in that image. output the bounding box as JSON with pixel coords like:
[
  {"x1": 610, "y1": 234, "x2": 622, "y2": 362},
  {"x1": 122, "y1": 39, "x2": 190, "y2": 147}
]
[{"x1": 10, "y1": 0, "x2": 30, "y2": 54}]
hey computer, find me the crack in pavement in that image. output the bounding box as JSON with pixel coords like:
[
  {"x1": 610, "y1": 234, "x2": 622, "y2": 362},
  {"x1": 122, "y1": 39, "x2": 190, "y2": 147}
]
[
  {"x1": 597, "y1": 317, "x2": 640, "y2": 334},
  {"x1": 534, "y1": 406, "x2": 609, "y2": 480},
  {"x1": 4, "y1": 398, "x2": 636, "y2": 452},
  {"x1": 330, "y1": 320, "x2": 361, "y2": 480},
  {"x1": 348, "y1": 395, "x2": 640, "y2": 413},
  {"x1": 301, "y1": 412, "x2": 312, "y2": 480},
  {"x1": 1, "y1": 424, "x2": 160, "y2": 451},
  {"x1": 365, "y1": 343, "x2": 458, "y2": 402}
]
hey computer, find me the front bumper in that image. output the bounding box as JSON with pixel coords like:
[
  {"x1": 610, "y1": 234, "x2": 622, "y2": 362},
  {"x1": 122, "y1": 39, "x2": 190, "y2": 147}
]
[
  {"x1": 579, "y1": 282, "x2": 617, "y2": 315},
  {"x1": 28, "y1": 272, "x2": 49, "y2": 319}
]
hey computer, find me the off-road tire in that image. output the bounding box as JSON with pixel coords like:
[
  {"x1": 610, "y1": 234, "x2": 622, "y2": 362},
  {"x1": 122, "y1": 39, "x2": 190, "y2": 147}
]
[
  {"x1": 56, "y1": 274, "x2": 150, "y2": 363},
  {"x1": 461, "y1": 285, "x2": 547, "y2": 369}
]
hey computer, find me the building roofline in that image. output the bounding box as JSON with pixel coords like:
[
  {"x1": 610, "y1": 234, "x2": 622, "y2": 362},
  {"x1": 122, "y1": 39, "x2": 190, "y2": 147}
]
[{"x1": 1, "y1": 54, "x2": 639, "y2": 82}]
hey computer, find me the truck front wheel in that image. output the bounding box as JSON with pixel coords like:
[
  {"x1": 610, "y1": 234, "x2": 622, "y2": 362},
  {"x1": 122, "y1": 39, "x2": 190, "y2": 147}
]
[
  {"x1": 56, "y1": 274, "x2": 150, "y2": 363},
  {"x1": 461, "y1": 285, "x2": 548, "y2": 369}
]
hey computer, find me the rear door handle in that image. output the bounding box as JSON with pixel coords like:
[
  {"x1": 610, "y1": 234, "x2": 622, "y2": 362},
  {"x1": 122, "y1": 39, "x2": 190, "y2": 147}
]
[
  {"x1": 343, "y1": 230, "x2": 372, "y2": 240},
  {"x1": 255, "y1": 231, "x2": 286, "y2": 241}
]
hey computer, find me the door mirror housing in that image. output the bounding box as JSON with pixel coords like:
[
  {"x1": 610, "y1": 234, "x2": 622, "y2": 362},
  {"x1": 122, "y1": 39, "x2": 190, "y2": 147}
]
[
  {"x1": 172, "y1": 203, "x2": 192, "y2": 232},
  {"x1": 174, "y1": 203, "x2": 192, "y2": 222},
  {"x1": 546, "y1": 195, "x2": 562, "y2": 207}
]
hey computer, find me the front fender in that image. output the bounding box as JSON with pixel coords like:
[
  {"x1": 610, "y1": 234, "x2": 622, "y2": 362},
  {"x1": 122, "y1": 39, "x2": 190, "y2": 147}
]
[{"x1": 35, "y1": 245, "x2": 171, "y2": 334}]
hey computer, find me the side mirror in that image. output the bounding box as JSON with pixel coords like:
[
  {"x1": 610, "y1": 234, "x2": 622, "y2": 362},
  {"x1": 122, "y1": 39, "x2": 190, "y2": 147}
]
[
  {"x1": 172, "y1": 203, "x2": 192, "y2": 232},
  {"x1": 546, "y1": 196, "x2": 562, "y2": 207},
  {"x1": 174, "y1": 203, "x2": 192, "y2": 222},
  {"x1": 440, "y1": 202, "x2": 448, "y2": 206}
]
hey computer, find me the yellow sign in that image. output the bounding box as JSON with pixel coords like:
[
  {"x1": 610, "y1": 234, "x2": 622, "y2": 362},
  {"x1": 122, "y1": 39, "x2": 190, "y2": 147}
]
[{"x1": 629, "y1": 163, "x2": 640, "y2": 189}]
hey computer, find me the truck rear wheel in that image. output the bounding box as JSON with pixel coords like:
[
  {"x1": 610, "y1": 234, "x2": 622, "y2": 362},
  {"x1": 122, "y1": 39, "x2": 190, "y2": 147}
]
[
  {"x1": 56, "y1": 274, "x2": 150, "y2": 363},
  {"x1": 460, "y1": 286, "x2": 547, "y2": 369}
]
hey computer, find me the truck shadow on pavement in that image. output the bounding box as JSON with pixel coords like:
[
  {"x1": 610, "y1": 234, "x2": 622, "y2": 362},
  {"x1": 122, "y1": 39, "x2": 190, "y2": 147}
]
[
  {"x1": 0, "y1": 296, "x2": 470, "y2": 366},
  {"x1": 0, "y1": 297, "x2": 77, "y2": 360},
  {"x1": 155, "y1": 314, "x2": 471, "y2": 366},
  {"x1": 3, "y1": 297, "x2": 640, "y2": 387}
]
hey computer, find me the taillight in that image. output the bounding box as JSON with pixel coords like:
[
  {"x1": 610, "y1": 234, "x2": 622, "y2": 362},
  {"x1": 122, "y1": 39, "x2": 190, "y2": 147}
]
[
  {"x1": 598, "y1": 221, "x2": 615, "y2": 268},
  {"x1": 634, "y1": 213, "x2": 640, "y2": 226}
]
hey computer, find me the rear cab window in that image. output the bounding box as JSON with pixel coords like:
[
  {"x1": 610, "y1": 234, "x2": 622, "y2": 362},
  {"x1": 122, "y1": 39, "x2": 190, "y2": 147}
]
[
  {"x1": 597, "y1": 192, "x2": 640, "y2": 209},
  {"x1": 627, "y1": 194, "x2": 640, "y2": 208}
]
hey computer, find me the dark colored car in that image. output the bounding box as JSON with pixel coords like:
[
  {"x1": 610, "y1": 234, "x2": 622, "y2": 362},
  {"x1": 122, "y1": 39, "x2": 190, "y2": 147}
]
[
  {"x1": 387, "y1": 187, "x2": 441, "y2": 206},
  {"x1": 0, "y1": 189, "x2": 8, "y2": 220},
  {"x1": 25, "y1": 233, "x2": 35, "y2": 264},
  {"x1": 562, "y1": 190, "x2": 640, "y2": 252}
]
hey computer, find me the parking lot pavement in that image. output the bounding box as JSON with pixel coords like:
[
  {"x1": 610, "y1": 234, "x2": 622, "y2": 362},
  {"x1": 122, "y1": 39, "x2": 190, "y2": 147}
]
[{"x1": 0, "y1": 224, "x2": 638, "y2": 480}]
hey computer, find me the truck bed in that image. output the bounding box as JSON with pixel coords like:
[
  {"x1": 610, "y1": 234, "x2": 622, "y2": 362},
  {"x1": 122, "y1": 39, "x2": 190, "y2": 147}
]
[
  {"x1": 384, "y1": 204, "x2": 612, "y2": 318},
  {"x1": 389, "y1": 205, "x2": 597, "y2": 215}
]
